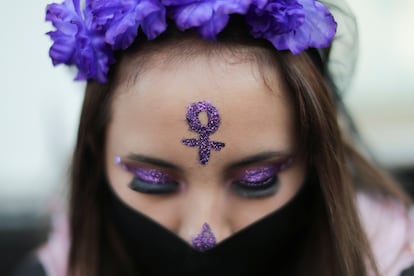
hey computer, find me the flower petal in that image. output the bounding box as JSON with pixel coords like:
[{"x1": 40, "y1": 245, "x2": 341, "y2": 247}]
[
  {"x1": 297, "y1": 0, "x2": 337, "y2": 48},
  {"x1": 46, "y1": 0, "x2": 114, "y2": 83},
  {"x1": 45, "y1": 0, "x2": 337, "y2": 83},
  {"x1": 166, "y1": 0, "x2": 252, "y2": 39},
  {"x1": 47, "y1": 31, "x2": 77, "y2": 65},
  {"x1": 45, "y1": 0, "x2": 83, "y2": 65},
  {"x1": 199, "y1": 13, "x2": 230, "y2": 39},
  {"x1": 171, "y1": 3, "x2": 214, "y2": 31},
  {"x1": 91, "y1": 0, "x2": 166, "y2": 49},
  {"x1": 246, "y1": 0, "x2": 336, "y2": 54},
  {"x1": 141, "y1": 9, "x2": 167, "y2": 40},
  {"x1": 213, "y1": 0, "x2": 252, "y2": 14},
  {"x1": 137, "y1": 0, "x2": 167, "y2": 40}
]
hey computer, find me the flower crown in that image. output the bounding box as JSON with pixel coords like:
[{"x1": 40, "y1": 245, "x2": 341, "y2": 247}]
[{"x1": 46, "y1": 0, "x2": 337, "y2": 83}]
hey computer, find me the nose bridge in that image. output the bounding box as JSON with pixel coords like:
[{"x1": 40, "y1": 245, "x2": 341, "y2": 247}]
[{"x1": 178, "y1": 181, "x2": 231, "y2": 245}]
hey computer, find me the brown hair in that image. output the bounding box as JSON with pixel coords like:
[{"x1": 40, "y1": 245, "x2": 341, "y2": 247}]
[{"x1": 68, "y1": 19, "x2": 409, "y2": 276}]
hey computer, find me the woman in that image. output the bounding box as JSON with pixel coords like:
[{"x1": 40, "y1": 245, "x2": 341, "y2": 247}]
[{"x1": 15, "y1": 0, "x2": 414, "y2": 275}]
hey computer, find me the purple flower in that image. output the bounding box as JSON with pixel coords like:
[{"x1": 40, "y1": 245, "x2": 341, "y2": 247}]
[
  {"x1": 90, "y1": 0, "x2": 167, "y2": 50},
  {"x1": 45, "y1": 0, "x2": 337, "y2": 83},
  {"x1": 46, "y1": 0, "x2": 114, "y2": 83},
  {"x1": 162, "y1": 0, "x2": 252, "y2": 39},
  {"x1": 246, "y1": 0, "x2": 337, "y2": 54}
]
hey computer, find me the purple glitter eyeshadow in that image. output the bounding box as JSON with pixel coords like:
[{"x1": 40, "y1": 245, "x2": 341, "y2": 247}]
[
  {"x1": 238, "y1": 159, "x2": 294, "y2": 187},
  {"x1": 191, "y1": 223, "x2": 217, "y2": 252},
  {"x1": 241, "y1": 166, "x2": 276, "y2": 184},
  {"x1": 182, "y1": 101, "x2": 225, "y2": 165},
  {"x1": 115, "y1": 156, "x2": 171, "y2": 184},
  {"x1": 133, "y1": 168, "x2": 172, "y2": 184}
]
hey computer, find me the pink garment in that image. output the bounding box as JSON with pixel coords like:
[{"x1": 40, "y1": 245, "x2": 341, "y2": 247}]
[
  {"x1": 37, "y1": 193, "x2": 414, "y2": 276},
  {"x1": 357, "y1": 193, "x2": 414, "y2": 275},
  {"x1": 37, "y1": 211, "x2": 69, "y2": 276}
]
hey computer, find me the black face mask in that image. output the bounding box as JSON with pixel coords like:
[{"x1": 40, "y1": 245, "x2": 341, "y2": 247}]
[{"x1": 109, "y1": 181, "x2": 316, "y2": 276}]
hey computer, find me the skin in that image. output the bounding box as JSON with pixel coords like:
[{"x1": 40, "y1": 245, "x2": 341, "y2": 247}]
[{"x1": 105, "y1": 52, "x2": 306, "y2": 245}]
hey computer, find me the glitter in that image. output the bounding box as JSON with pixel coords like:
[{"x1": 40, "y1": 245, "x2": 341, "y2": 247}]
[
  {"x1": 132, "y1": 167, "x2": 172, "y2": 184},
  {"x1": 115, "y1": 157, "x2": 172, "y2": 184},
  {"x1": 238, "y1": 158, "x2": 295, "y2": 187},
  {"x1": 191, "y1": 223, "x2": 217, "y2": 252},
  {"x1": 241, "y1": 167, "x2": 276, "y2": 185},
  {"x1": 114, "y1": 156, "x2": 122, "y2": 164},
  {"x1": 182, "y1": 101, "x2": 225, "y2": 165}
]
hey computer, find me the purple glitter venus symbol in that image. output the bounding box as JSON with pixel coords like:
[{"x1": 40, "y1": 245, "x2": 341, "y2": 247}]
[{"x1": 182, "y1": 101, "x2": 225, "y2": 165}]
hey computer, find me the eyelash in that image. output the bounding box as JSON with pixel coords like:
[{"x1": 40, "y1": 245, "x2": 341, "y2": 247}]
[
  {"x1": 116, "y1": 157, "x2": 293, "y2": 197},
  {"x1": 117, "y1": 160, "x2": 179, "y2": 194},
  {"x1": 231, "y1": 161, "x2": 293, "y2": 199},
  {"x1": 129, "y1": 177, "x2": 178, "y2": 194},
  {"x1": 231, "y1": 175, "x2": 279, "y2": 198}
]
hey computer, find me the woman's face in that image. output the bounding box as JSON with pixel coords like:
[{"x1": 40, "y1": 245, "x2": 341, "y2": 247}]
[{"x1": 105, "y1": 51, "x2": 306, "y2": 244}]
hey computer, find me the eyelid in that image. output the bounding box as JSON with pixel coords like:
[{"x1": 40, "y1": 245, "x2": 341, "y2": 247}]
[
  {"x1": 134, "y1": 167, "x2": 173, "y2": 184},
  {"x1": 240, "y1": 166, "x2": 276, "y2": 182},
  {"x1": 234, "y1": 157, "x2": 294, "y2": 181},
  {"x1": 229, "y1": 158, "x2": 294, "y2": 199},
  {"x1": 115, "y1": 156, "x2": 175, "y2": 184}
]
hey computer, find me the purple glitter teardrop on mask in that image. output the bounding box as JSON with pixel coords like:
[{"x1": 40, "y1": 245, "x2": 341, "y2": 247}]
[
  {"x1": 191, "y1": 223, "x2": 217, "y2": 252},
  {"x1": 182, "y1": 101, "x2": 225, "y2": 165}
]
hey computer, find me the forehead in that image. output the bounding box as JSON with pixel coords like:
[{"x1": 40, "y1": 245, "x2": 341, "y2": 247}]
[{"x1": 109, "y1": 53, "x2": 295, "y2": 166}]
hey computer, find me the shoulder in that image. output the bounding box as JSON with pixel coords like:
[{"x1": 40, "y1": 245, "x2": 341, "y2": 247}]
[
  {"x1": 33, "y1": 211, "x2": 70, "y2": 276},
  {"x1": 12, "y1": 255, "x2": 47, "y2": 276},
  {"x1": 357, "y1": 192, "x2": 414, "y2": 276}
]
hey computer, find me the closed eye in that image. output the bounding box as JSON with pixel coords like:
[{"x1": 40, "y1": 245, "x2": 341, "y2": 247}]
[
  {"x1": 231, "y1": 159, "x2": 293, "y2": 198},
  {"x1": 115, "y1": 156, "x2": 179, "y2": 194},
  {"x1": 232, "y1": 175, "x2": 279, "y2": 198}
]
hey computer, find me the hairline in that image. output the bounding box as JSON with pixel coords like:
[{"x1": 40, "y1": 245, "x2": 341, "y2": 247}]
[{"x1": 111, "y1": 36, "x2": 286, "y2": 97}]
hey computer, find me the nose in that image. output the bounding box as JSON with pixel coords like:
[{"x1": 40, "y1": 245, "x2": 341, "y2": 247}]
[
  {"x1": 177, "y1": 185, "x2": 232, "y2": 247},
  {"x1": 191, "y1": 223, "x2": 216, "y2": 251}
]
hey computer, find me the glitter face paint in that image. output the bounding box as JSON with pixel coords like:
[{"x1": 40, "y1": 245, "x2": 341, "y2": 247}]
[
  {"x1": 115, "y1": 156, "x2": 177, "y2": 194},
  {"x1": 182, "y1": 101, "x2": 225, "y2": 165},
  {"x1": 239, "y1": 158, "x2": 293, "y2": 187},
  {"x1": 115, "y1": 156, "x2": 172, "y2": 184},
  {"x1": 191, "y1": 223, "x2": 217, "y2": 252},
  {"x1": 240, "y1": 166, "x2": 276, "y2": 186},
  {"x1": 232, "y1": 158, "x2": 294, "y2": 198}
]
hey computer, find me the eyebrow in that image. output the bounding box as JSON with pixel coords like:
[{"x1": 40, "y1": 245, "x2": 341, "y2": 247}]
[
  {"x1": 126, "y1": 153, "x2": 183, "y2": 172},
  {"x1": 226, "y1": 151, "x2": 291, "y2": 170},
  {"x1": 126, "y1": 151, "x2": 291, "y2": 172}
]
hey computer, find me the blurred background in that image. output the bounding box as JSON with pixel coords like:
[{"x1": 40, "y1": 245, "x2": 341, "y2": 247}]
[{"x1": 0, "y1": 0, "x2": 413, "y2": 275}]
